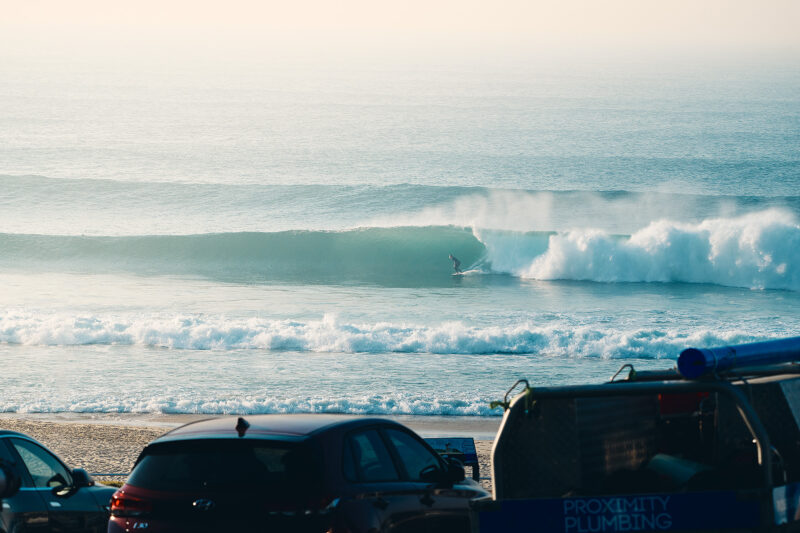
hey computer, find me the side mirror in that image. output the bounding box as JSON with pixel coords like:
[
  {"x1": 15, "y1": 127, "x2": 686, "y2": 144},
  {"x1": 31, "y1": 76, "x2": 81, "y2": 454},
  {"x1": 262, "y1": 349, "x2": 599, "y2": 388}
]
[
  {"x1": 420, "y1": 464, "x2": 448, "y2": 484},
  {"x1": 420, "y1": 459, "x2": 466, "y2": 485},
  {"x1": 446, "y1": 457, "x2": 466, "y2": 483},
  {"x1": 0, "y1": 463, "x2": 21, "y2": 499},
  {"x1": 71, "y1": 468, "x2": 95, "y2": 489}
]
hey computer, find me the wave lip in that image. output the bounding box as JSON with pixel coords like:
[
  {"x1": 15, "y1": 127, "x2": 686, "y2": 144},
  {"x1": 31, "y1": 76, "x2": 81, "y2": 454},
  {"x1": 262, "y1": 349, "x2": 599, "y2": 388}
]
[{"x1": 0, "y1": 311, "x2": 775, "y2": 359}]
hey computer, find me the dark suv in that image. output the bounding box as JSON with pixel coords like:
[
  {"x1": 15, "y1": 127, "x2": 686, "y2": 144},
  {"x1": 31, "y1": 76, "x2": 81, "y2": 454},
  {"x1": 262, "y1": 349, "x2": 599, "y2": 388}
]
[
  {"x1": 0, "y1": 430, "x2": 116, "y2": 532},
  {"x1": 108, "y1": 415, "x2": 488, "y2": 532}
]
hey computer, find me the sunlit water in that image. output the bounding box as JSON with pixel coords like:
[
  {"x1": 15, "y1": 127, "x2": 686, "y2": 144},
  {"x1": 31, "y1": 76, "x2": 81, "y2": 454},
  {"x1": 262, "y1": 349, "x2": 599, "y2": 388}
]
[{"x1": 1, "y1": 60, "x2": 798, "y2": 416}]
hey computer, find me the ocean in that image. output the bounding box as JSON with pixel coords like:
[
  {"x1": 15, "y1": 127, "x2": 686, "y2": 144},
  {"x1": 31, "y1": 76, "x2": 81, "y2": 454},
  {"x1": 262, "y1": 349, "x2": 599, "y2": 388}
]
[{"x1": 1, "y1": 58, "x2": 798, "y2": 417}]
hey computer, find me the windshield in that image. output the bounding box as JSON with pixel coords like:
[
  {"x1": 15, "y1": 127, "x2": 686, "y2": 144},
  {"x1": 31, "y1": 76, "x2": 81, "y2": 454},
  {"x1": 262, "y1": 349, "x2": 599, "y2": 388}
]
[{"x1": 128, "y1": 439, "x2": 323, "y2": 495}]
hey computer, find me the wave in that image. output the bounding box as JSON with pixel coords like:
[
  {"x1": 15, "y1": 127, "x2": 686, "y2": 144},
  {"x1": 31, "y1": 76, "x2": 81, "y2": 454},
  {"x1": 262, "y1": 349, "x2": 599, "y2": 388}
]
[
  {"x1": 8, "y1": 174, "x2": 800, "y2": 200},
  {"x1": 0, "y1": 394, "x2": 501, "y2": 417},
  {"x1": 511, "y1": 209, "x2": 800, "y2": 291},
  {"x1": 3, "y1": 174, "x2": 800, "y2": 236},
  {"x1": 0, "y1": 310, "x2": 775, "y2": 358},
  {"x1": 1, "y1": 210, "x2": 798, "y2": 290},
  {"x1": 0, "y1": 226, "x2": 486, "y2": 286}
]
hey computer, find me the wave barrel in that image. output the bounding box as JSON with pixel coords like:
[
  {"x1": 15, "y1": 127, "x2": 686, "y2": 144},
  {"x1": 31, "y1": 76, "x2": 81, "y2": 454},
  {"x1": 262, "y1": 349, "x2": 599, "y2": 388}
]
[{"x1": 678, "y1": 336, "x2": 800, "y2": 379}]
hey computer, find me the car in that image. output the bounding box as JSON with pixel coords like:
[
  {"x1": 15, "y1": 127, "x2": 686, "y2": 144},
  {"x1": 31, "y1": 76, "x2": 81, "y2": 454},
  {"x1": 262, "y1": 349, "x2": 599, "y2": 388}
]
[
  {"x1": 0, "y1": 430, "x2": 116, "y2": 532},
  {"x1": 473, "y1": 337, "x2": 800, "y2": 533},
  {"x1": 108, "y1": 414, "x2": 489, "y2": 532}
]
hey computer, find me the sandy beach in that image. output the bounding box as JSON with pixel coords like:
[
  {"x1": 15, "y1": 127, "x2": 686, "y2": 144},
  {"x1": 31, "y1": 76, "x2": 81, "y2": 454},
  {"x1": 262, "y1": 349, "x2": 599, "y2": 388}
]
[{"x1": 0, "y1": 414, "x2": 496, "y2": 492}]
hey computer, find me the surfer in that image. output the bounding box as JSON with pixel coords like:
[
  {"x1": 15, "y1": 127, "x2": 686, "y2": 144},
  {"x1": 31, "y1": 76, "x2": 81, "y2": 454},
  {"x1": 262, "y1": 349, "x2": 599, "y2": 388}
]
[{"x1": 449, "y1": 254, "x2": 462, "y2": 274}]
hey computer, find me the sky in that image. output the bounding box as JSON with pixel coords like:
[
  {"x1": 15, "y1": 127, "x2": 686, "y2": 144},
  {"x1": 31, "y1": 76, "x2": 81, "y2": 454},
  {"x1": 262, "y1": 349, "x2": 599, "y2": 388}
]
[{"x1": 2, "y1": 0, "x2": 799, "y2": 64}]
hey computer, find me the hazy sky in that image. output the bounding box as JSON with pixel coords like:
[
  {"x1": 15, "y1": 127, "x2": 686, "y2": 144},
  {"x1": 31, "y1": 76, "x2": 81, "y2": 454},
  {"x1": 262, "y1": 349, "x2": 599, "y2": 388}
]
[{"x1": 2, "y1": 0, "x2": 799, "y2": 63}]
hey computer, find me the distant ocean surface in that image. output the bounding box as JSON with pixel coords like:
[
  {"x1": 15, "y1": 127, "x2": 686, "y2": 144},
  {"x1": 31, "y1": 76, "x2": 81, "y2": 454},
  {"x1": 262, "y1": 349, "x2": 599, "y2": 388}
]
[{"x1": 1, "y1": 60, "x2": 798, "y2": 416}]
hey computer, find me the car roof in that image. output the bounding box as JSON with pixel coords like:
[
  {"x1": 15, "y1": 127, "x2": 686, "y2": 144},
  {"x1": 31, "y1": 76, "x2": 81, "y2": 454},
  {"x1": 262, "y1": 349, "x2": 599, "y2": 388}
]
[
  {"x1": 153, "y1": 414, "x2": 405, "y2": 443},
  {"x1": 0, "y1": 430, "x2": 30, "y2": 439}
]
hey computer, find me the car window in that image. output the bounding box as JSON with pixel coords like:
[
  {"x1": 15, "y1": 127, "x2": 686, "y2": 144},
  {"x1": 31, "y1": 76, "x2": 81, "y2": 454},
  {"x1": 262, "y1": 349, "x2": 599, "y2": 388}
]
[
  {"x1": 0, "y1": 440, "x2": 17, "y2": 463},
  {"x1": 342, "y1": 438, "x2": 357, "y2": 481},
  {"x1": 347, "y1": 429, "x2": 399, "y2": 482},
  {"x1": 0, "y1": 440, "x2": 22, "y2": 482},
  {"x1": 127, "y1": 440, "x2": 322, "y2": 497},
  {"x1": 384, "y1": 429, "x2": 442, "y2": 481},
  {"x1": 10, "y1": 438, "x2": 72, "y2": 489}
]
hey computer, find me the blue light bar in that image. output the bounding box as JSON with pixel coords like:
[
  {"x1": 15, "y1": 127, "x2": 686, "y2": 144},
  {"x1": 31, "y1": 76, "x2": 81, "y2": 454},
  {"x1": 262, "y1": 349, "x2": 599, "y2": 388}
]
[{"x1": 678, "y1": 337, "x2": 800, "y2": 379}]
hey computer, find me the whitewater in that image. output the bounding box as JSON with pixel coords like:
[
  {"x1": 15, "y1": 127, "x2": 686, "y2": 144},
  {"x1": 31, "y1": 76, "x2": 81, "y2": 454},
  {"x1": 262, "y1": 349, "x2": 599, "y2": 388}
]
[{"x1": 1, "y1": 60, "x2": 798, "y2": 416}]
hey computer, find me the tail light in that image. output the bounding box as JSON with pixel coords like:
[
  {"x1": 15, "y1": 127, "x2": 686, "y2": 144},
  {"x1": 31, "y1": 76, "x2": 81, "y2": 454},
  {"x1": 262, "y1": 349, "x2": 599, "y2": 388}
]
[
  {"x1": 110, "y1": 490, "x2": 153, "y2": 517},
  {"x1": 658, "y1": 392, "x2": 709, "y2": 415}
]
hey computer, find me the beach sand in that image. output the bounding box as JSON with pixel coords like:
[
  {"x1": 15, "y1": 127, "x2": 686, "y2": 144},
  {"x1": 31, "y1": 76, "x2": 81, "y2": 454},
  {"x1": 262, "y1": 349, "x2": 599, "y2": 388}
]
[{"x1": 0, "y1": 414, "x2": 496, "y2": 492}]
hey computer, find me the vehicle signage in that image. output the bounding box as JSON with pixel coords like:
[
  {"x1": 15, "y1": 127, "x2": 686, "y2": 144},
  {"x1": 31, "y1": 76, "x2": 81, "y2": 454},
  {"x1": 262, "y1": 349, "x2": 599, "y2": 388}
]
[{"x1": 477, "y1": 491, "x2": 762, "y2": 532}]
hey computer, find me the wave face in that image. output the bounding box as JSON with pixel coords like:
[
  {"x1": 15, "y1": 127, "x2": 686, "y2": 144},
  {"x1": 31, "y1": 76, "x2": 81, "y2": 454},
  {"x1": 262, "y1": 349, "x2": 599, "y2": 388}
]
[
  {"x1": 0, "y1": 226, "x2": 485, "y2": 286},
  {"x1": 0, "y1": 310, "x2": 770, "y2": 358},
  {"x1": 3, "y1": 209, "x2": 798, "y2": 290}
]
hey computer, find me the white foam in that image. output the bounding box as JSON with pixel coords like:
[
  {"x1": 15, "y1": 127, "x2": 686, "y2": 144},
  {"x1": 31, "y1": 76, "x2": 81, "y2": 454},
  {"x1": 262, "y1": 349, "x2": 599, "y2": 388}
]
[
  {"x1": 478, "y1": 209, "x2": 800, "y2": 291},
  {"x1": 0, "y1": 310, "x2": 768, "y2": 357},
  {"x1": 0, "y1": 394, "x2": 499, "y2": 417}
]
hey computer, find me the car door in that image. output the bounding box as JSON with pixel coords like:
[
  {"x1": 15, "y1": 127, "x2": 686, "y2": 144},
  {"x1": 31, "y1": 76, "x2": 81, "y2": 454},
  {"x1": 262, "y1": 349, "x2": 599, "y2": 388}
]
[
  {"x1": 0, "y1": 438, "x2": 50, "y2": 532},
  {"x1": 9, "y1": 437, "x2": 105, "y2": 533},
  {"x1": 381, "y1": 428, "x2": 473, "y2": 533},
  {"x1": 339, "y1": 428, "x2": 431, "y2": 533}
]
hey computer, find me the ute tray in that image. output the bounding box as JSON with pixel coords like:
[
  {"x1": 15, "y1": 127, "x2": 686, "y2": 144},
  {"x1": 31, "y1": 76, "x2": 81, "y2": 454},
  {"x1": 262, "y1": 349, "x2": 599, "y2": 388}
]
[{"x1": 473, "y1": 343, "x2": 800, "y2": 533}]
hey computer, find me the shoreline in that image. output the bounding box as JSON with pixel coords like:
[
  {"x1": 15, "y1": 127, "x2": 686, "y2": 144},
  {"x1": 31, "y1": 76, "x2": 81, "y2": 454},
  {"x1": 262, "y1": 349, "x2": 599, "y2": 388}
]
[
  {"x1": 0, "y1": 413, "x2": 498, "y2": 491},
  {"x1": 0, "y1": 412, "x2": 502, "y2": 439}
]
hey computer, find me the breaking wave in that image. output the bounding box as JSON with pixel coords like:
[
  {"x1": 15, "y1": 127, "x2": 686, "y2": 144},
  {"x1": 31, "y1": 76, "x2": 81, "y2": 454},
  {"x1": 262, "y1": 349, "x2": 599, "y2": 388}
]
[
  {"x1": 0, "y1": 310, "x2": 771, "y2": 358},
  {"x1": 1, "y1": 209, "x2": 797, "y2": 290},
  {"x1": 0, "y1": 394, "x2": 500, "y2": 417},
  {"x1": 481, "y1": 209, "x2": 800, "y2": 291}
]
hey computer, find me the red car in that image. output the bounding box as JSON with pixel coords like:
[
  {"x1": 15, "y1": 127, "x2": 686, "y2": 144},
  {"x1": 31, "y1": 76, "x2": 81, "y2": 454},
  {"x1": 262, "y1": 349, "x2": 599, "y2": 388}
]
[{"x1": 108, "y1": 415, "x2": 488, "y2": 532}]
